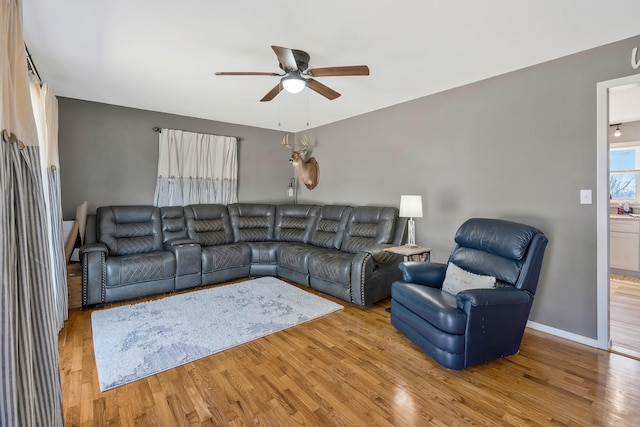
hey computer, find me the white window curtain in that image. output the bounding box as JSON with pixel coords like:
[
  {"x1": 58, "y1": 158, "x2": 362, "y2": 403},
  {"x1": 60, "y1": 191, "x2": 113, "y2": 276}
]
[
  {"x1": 0, "y1": 0, "x2": 64, "y2": 425},
  {"x1": 30, "y1": 74, "x2": 67, "y2": 330},
  {"x1": 154, "y1": 128, "x2": 238, "y2": 206}
]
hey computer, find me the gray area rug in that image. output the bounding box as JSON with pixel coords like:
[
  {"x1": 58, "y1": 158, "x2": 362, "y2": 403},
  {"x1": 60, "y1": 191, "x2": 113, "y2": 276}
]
[{"x1": 91, "y1": 277, "x2": 343, "y2": 391}]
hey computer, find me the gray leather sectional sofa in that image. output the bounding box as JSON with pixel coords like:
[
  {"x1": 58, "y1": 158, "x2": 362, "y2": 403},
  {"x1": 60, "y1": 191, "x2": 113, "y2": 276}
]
[{"x1": 80, "y1": 203, "x2": 407, "y2": 307}]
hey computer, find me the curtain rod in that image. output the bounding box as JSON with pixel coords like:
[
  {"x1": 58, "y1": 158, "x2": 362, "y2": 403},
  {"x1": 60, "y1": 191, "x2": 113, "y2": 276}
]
[
  {"x1": 152, "y1": 127, "x2": 242, "y2": 141},
  {"x1": 25, "y1": 44, "x2": 42, "y2": 83}
]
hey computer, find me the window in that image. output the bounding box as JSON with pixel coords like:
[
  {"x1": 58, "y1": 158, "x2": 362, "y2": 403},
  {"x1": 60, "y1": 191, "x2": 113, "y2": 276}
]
[{"x1": 610, "y1": 144, "x2": 640, "y2": 201}]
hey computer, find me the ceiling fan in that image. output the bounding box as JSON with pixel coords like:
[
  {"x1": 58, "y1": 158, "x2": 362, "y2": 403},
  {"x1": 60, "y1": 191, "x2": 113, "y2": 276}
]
[{"x1": 215, "y1": 45, "x2": 370, "y2": 102}]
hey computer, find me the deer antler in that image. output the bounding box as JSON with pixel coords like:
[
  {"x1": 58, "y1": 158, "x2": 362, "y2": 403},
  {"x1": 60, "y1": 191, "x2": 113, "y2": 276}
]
[
  {"x1": 297, "y1": 134, "x2": 310, "y2": 157},
  {"x1": 281, "y1": 134, "x2": 294, "y2": 150}
]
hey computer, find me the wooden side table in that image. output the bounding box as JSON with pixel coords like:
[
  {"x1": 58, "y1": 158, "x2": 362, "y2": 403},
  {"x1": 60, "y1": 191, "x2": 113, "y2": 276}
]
[
  {"x1": 67, "y1": 263, "x2": 82, "y2": 310},
  {"x1": 384, "y1": 245, "x2": 431, "y2": 262}
]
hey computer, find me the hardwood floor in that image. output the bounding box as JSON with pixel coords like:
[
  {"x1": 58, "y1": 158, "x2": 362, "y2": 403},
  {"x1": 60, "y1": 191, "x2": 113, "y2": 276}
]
[
  {"x1": 59, "y1": 282, "x2": 640, "y2": 426},
  {"x1": 610, "y1": 275, "x2": 640, "y2": 359}
]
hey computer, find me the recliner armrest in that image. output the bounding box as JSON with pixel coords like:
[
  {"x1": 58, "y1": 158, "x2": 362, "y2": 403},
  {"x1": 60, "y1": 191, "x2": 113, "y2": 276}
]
[
  {"x1": 79, "y1": 243, "x2": 108, "y2": 255},
  {"x1": 456, "y1": 288, "x2": 531, "y2": 310},
  {"x1": 399, "y1": 261, "x2": 447, "y2": 288}
]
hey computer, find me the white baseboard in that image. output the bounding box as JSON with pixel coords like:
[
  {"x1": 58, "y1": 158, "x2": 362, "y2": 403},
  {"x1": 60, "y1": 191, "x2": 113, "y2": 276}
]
[{"x1": 526, "y1": 321, "x2": 599, "y2": 348}]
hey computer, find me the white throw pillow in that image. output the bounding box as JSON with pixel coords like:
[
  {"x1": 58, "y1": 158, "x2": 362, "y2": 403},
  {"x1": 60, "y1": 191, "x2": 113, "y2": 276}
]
[{"x1": 442, "y1": 262, "x2": 496, "y2": 295}]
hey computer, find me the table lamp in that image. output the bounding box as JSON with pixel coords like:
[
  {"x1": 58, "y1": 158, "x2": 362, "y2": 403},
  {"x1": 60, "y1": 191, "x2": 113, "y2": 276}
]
[{"x1": 399, "y1": 195, "x2": 423, "y2": 247}]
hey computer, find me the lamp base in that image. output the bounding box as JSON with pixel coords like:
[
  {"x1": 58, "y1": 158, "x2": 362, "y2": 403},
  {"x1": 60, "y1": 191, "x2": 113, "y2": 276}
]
[
  {"x1": 406, "y1": 218, "x2": 416, "y2": 247},
  {"x1": 404, "y1": 244, "x2": 419, "y2": 248}
]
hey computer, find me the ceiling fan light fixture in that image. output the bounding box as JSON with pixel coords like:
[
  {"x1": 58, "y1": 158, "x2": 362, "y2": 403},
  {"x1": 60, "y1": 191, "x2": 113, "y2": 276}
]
[
  {"x1": 215, "y1": 46, "x2": 367, "y2": 101},
  {"x1": 282, "y1": 74, "x2": 306, "y2": 94}
]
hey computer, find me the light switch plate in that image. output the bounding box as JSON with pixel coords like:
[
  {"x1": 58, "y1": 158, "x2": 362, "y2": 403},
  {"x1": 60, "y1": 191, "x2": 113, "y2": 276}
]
[{"x1": 580, "y1": 189, "x2": 592, "y2": 205}]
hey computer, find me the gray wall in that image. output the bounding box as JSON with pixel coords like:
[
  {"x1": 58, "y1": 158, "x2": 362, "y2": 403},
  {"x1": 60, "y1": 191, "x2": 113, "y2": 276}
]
[
  {"x1": 58, "y1": 99, "x2": 292, "y2": 218},
  {"x1": 58, "y1": 35, "x2": 640, "y2": 340},
  {"x1": 290, "y1": 35, "x2": 640, "y2": 339}
]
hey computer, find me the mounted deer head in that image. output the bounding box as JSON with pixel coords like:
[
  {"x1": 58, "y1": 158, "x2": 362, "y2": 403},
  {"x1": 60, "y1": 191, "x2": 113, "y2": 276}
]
[{"x1": 281, "y1": 134, "x2": 319, "y2": 190}]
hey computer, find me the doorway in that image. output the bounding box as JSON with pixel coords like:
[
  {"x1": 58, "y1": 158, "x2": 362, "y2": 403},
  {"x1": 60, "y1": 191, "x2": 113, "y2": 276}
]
[{"x1": 597, "y1": 73, "x2": 640, "y2": 355}]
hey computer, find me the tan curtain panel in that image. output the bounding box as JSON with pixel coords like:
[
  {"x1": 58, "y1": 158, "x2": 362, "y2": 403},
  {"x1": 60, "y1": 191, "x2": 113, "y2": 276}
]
[
  {"x1": 0, "y1": 0, "x2": 37, "y2": 146},
  {"x1": 30, "y1": 74, "x2": 67, "y2": 330}
]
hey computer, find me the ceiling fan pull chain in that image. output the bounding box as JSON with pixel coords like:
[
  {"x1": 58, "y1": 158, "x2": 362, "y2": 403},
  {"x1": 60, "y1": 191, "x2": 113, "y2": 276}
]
[{"x1": 306, "y1": 91, "x2": 310, "y2": 127}]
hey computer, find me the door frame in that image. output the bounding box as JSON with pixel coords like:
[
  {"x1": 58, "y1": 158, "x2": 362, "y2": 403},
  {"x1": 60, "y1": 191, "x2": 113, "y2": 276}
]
[{"x1": 596, "y1": 73, "x2": 640, "y2": 349}]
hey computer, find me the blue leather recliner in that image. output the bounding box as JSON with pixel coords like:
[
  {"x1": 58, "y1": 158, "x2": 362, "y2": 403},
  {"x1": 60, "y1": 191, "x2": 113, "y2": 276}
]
[{"x1": 390, "y1": 218, "x2": 548, "y2": 370}]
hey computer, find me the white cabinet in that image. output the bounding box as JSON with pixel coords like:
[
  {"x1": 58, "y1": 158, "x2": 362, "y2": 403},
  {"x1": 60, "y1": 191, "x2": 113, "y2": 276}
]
[{"x1": 610, "y1": 218, "x2": 640, "y2": 271}]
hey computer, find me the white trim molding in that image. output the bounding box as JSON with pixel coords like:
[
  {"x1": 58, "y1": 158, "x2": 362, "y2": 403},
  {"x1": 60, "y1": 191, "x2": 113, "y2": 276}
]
[
  {"x1": 526, "y1": 321, "x2": 598, "y2": 348},
  {"x1": 596, "y1": 73, "x2": 640, "y2": 351}
]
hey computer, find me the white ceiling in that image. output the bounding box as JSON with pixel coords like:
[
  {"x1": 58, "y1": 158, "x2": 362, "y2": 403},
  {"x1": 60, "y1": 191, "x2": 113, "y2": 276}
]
[
  {"x1": 610, "y1": 86, "x2": 640, "y2": 124},
  {"x1": 22, "y1": 0, "x2": 640, "y2": 132}
]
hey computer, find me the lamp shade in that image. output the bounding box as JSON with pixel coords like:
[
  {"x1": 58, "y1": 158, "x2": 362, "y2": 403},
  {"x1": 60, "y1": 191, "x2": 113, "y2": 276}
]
[{"x1": 399, "y1": 195, "x2": 423, "y2": 218}]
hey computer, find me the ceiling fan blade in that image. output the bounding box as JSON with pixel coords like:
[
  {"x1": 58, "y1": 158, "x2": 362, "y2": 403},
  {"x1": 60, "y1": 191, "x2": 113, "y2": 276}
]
[
  {"x1": 307, "y1": 65, "x2": 370, "y2": 77},
  {"x1": 260, "y1": 83, "x2": 283, "y2": 102},
  {"x1": 306, "y1": 79, "x2": 341, "y2": 100},
  {"x1": 271, "y1": 45, "x2": 298, "y2": 71},
  {"x1": 215, "y1": 72, "x2": 281, "y2": 76}
]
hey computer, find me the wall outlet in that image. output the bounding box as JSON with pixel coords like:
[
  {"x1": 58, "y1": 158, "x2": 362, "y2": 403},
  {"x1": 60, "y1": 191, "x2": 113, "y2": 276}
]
[{"x1": 580, "y1": 189, "x2": 592, "y2": 205}]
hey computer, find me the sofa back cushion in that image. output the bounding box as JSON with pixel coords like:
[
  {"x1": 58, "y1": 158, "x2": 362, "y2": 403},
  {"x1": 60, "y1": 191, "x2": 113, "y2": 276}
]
[
  {"x1": 274, "y1": 204, "x2": 321, "y2": 243},
  {"x1": 340, "y1": 206, "x2": 398, "y2": 254},
  {"x1": 97, "y1": 206, "x2": 163, "y2": 256},
  {"x1": 308, "y1": 205, "x2": 353, "y2": 250},
  {"x1": 228, "y1": 203, "x2": 276, "y2": 242},
  {"x1": 448, "y1": 218, "x2": 544, "y2": 290},
  {"x1": 185, "y1": 204, "x2": 233, "y2": 246},
  {"x1": 160, "y1": 206, "x2": 188, "y2": 243}
]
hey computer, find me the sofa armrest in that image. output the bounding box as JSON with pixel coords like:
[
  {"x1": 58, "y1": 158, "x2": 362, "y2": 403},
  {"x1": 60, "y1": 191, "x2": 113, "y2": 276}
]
[
  {"x1": 399, "y1": 261, "x2": 447, "y2": 288},
  {"x1": 79, "y1": 243, "x2": 108, "y2": 306},
  {"x1": 164, "y1": 239, "x2": 202, "y2": 289},
  {"x1": 79, "y1": 243, "x2": 108, "y2": 255},
  {"x1": 350, "y1": 248, "x2": 405, "y2": 306},
  {"x1": 361, "y1": 244, "x2": 401, "y2": 263}
]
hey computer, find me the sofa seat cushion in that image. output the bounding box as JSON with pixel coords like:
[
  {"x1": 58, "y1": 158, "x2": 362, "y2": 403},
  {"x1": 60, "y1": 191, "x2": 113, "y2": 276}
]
[
  {"x1": 277, "y1": 243, "x2": 324, "y2": 274},
  {"x1": 105, "y1": 251, "x2": 175, "y2": 287},
  {"x1": 308, "y1": 250, "x2": 354, "y2": 287},
  {"x1": 391, "y1": 282, "x2": 467, "y2": 335},
  {"x1": 201, "y1": 243, "x2": 251, "y2": 273}
]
